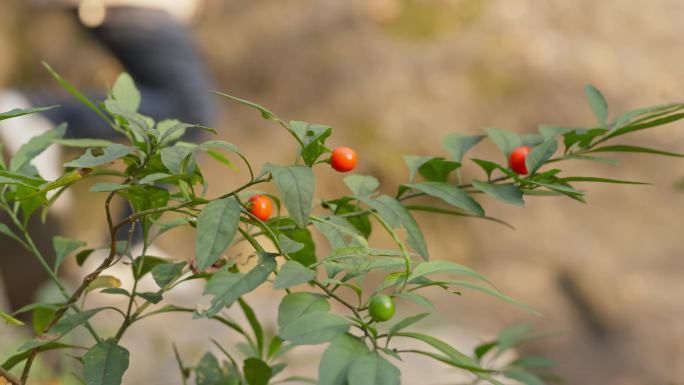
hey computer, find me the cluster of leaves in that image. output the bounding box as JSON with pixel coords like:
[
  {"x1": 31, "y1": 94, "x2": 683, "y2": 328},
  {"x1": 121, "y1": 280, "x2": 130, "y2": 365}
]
[{"x1": 1, "y1": 64, "x2": 683, "y2": 385}]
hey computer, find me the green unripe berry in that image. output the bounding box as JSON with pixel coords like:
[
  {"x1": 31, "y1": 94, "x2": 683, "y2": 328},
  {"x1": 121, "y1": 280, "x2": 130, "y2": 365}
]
[{"x1": 368, "y1": 295, "x2": 396, "y2": 322}]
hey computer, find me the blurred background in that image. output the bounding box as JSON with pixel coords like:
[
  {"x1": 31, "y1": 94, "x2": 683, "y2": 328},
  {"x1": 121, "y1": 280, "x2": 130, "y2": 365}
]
[{"x1": 1, "y1": 1, "x2": 684, "y2": 384}]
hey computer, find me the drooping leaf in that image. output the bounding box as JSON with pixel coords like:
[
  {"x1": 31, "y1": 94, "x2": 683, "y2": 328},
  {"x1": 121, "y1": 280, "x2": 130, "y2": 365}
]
[
  {"x1": 343, "y1": 175, "x2": 379, "y2": 197},
  {"x1": 347, "y1": 352, "x2": 401, "y2": 385},
  {"x1": 443, "y1": 133, "x2": 485, "y2": 164},
  {"x1": 195, "y1": 197, "x2": 241, "y2": 270},
  {"x1": 471, "y1": 181, "x2": 524, "y2": 207},
  {"x1": 584, "y1": 84, "x2": 609, "y2": 127},
  {"x1": 279, "y1": 311, "x2": 350, "y2": 345},
  {"x1": 65, "y1": 143, "x2": 135, "y2": 168},
  {"x1": 388, "y1": 313, "x2": 429, "y2": 337},
  {"x1": 406, "y1": 182, "x2": 484, "y2": 216},
  {"x1": 408, "y1": 260, "x2": 489, "y2": 284},
  {"x1": 264, "y1": 164, "x2": 315, "y2": 228},
  {"x1": 485, "y1": 127, "x2": 522, "y2": 157},
  {"x1": 277, "y1": 292, "x2": 330, "y2": 330},
  {"x1": 319, "y1": 334, "x2": 369, "y2": 385},
  {"x1": 274, "y1": 261, "x2": 316, "y2": 289},
  {"x1": 202, "y1": 253, "x2": 277, "y2": 317},
  {"x1": 18, "y1": 308, "x2": 106, "y2": 351},
  {"x1": 82, "y1": 341, "x2": 130, "y2": 385},
  {"x1": 366, "y1": 195, "x2": 428, "y2": 259}
]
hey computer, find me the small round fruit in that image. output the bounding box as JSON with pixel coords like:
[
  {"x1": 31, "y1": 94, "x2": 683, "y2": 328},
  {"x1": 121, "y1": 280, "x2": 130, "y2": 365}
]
[
  {"x1": 368, "y1": 295, "x2": 396, "y2": 322},
  {"x1": 330, "y1": 146, "x2": 358, "y2": 172},
  {"x1": 249, "y1": 194, "x2": 273, "y2": 221},
  {"x1": 509, "y1": 146, "x2": 532, "y2": 175}
]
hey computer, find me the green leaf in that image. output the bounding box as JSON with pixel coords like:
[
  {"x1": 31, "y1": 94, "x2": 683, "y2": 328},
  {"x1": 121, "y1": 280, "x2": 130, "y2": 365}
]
[
  {"x1": 32, "y1": 306, "x2": 55, "y2": 333},
  {"x1": 195, "y1": 352, "x2": 228, "y2": 385},
  {"x1": 408, "y1": 260, "x2": 489, "y2": 283},
  {"x1": 111, "y1": 73, "x2": 141, "y2": 112},
  {"x1": 243, "y1": 358, "x2": 272, "y2": 385},
  {"x1": 195, "y1": 197, "x2": 241, "y2": 270},
  {"x1": 43, "y1": 62, "x2": 114, "y2": 128},
  {"x1": 274, "y1": 261, "x2": 316, "y2": 289},
  {"x1": 471, "y1": 181, "x2": 524, "y2": 207},
  {"x1": 0, "y1": 310, "x2": 24, "y2": 326},
  {"x1": 347, "y1": 352, "x2": 401, "y2": 385},
  {"x1": 418, "y1": 158, "x2": 460, "y2": 183},
  {"x1": 279, "y1": 311, "x2": 350, "y2": 345},
  {"x1": 270, "y1": 218, "x2": 317, "y2": 266},
  {"x1": 443, "y1": 280, "x2": 540, "y2": 315},
  {"x1": 65, "y1": 143, "x2": 136, "y2": 168},
  {"x1": 525, "y1": 139, "x2": 557, "y2": 174},
  {"x1": 403, "y1": 155, "x2": 434, "y2": 183},
  {"x1": 344, "y1": 175, "x2": 379, "y2": 197},
  {"x1": 394, "y1": 332, "x2": 485, "y2": 372},
  {"x1": 10, "y1": 123, "x2": 67, "y2": 172},
  {"x1": 504, "y1": 369, "x2": 546, "y2": 385},
  {"x1": 2, "y1": 342, "x2": 79, "y2": 371},
  {"x1": 0, "y1": 105, "x2": 56, "y2": 121},
  {"x1": 236, "y1": 298, "x2": 264, "y2": 358},
  {"x1": 137, "y1": 292, "x2": 162, "y2": 304},
  {"x1": 395, "y1": 292, "x2": 433, "y2": 309},
  {"x1": 313, "y1": 215, "x2": 367, "y2": 249},
  {"x1": 610, "y1": 110, "x2": 684, "y2": 136},
  {"x1": 86, "y1": 275, "x2": 122, "y2": 293},
  {"x1": 589, "y1": 144, "x2": 684, "y2": 158},
  {"x1": 214, "y1": 91, "x2": 276, "y2": 120},
  {"x1": 584, "y1": 84, "x2": 609, "y2": 127},
  {"x1": 319, "y1": 334, "x2": 369, "y2": 385},
  {"x1": 277, "y1": 292, "x2": 330, "y2": 330},
  {"x1": 131, "y1": 255, "x2": 169, "y2": 280},
  {"x1": 443, "y1": 133, "x2": 485, "y2": 163},
  {"x1": 559, "y1": 176, "x2": 648, "y2": 185},
  {"x1": 291, "y1": 121, "x2": 332, "y2": 166},
  {"x1": 538, "y1": 125, "x2": 576, "y2": 141},
  {"x1": 202, "y1": 254, "x2": 277, "y2": 317},
  {"x1": 485, "y1": 127, "x2": 521, "y2": 157},
  {"x1": 0, "y1": 223, "x2": 23, "y2": 244},
  {"x1": 367, "y1": 195, "x2": 428, "y2": 259},
  {"x1": 406, "y1": 182, "x2": 484, "y2": 216},
  {"x1": 265, "y1": 164, "x2": 315, "y2": 228},
  {"x1": 332, "y1": 199, "x2": 372, "y2": 238},
  {"x1": 160, "y1": 144, "x2": 195, "y2": 175},
  {"x1": 388, "y1": 313, "x2": 429, "y2": 337},
  {"x1": 511, "y1": 356, "x2": 556, "y2": 368},
  {"x1": 83, "y1": 341, "x2": 130, "y2": 385},
  {"x1": 151, "y1": 262, "x2": 186, "y2": 288},
  {"x1": 89, "y1": 183, "x2": 129, "y2": 192},
  {"x1": 19, "y1": 308, "x2": 106, "y2": 351},
  {"x1": 53, "y1": 138, "x2": 115, "y2": 148}
]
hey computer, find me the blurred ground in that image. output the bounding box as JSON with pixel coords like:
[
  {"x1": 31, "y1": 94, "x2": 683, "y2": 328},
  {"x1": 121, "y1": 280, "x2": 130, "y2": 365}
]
[{"x1": 2, "y1": 1, "x2": 684, "y2": 384}]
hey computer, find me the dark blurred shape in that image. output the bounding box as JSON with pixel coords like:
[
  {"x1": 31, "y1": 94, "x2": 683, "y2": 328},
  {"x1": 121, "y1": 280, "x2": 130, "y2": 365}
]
[{"x1": 28, "y1": 6, "x2": 216, "y2": 139}]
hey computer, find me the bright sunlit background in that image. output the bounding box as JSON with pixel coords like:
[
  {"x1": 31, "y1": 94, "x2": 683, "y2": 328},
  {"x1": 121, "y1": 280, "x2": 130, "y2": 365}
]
[{"x1": 2, "y1": 1, "x2": 684, "y2": 384}]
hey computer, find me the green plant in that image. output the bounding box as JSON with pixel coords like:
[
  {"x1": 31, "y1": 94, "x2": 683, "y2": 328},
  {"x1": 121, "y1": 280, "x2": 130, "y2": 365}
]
[{"x1": 1, "y1": 66, "x2": 683, "y2": 385}]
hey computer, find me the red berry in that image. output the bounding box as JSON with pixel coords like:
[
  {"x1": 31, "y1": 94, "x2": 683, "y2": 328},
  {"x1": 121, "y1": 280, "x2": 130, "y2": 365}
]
[
  {"x1": 509, "y1": 146, "x2": 531, "y2": 175},
  {"x1": 330, "y1": 146, "x2": 358, "y2": 172},
  {"x1": 249, "y1": 195, "x2": 273, "y2": 221}
]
